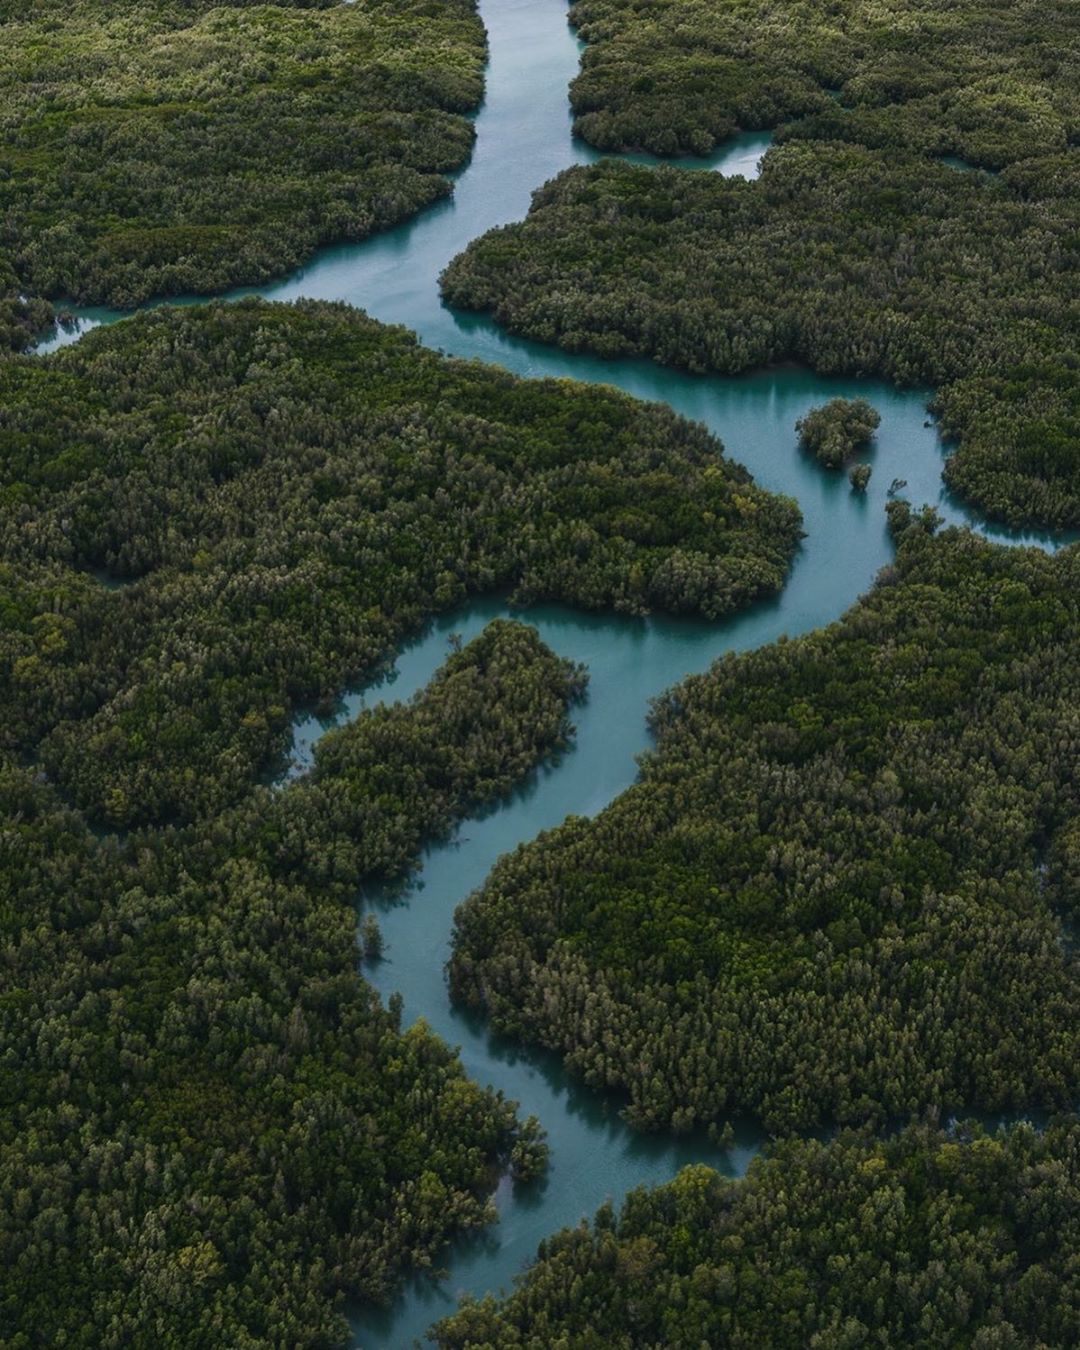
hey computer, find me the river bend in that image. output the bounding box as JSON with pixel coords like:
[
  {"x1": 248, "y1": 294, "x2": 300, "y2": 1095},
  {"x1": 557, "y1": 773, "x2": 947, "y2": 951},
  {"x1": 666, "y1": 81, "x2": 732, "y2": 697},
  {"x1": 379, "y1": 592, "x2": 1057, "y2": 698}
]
[{"x1": 37, "y1": 0, "x2": 1068, "y2": 1343}]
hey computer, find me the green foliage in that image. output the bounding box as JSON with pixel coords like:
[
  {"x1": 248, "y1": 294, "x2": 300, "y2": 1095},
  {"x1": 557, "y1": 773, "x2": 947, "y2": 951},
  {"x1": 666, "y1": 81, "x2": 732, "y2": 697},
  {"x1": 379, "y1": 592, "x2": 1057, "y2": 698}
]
[
  {"x1": 360, "y1": 912, "x2": 385, "y2": 961},
  {"x1": 434, "y1": 1120, "x2": 1080, "y2": 1348},
  {"x1": 449, "y1": 516, "x2": 1080, "y2": 1133},
  {"x1": 0, "y1": 297, "x2": 800, "y2": 828},
  {"x1": 797, "y1": 397, "x2": 880, "y2": 470},
  {"x1": 255, "y1": 618, "x2": 589, "y2": 889},
  {"x1": 0, "y1": 0, "x2": 486, "y2": 334},
  {"x1": 566, "y1": 0, "x2": 1080, "y2": 161},
  {"x1": 0, "y1": 619, "x2": 584, "y2": 1347},
  {"x1": 0, "y1": 257, "x2": 52, "y2": 352},
  {"x1": 850, "y1": 463, "x2": 873, "y2": 492},
  {"x1": 509, "y1": 1115, "x2": 549, "y2": 1184},
  {"x1": 442, "y1": 0, "x2": 1080, "y2": 530},
  {"x1": 0, "y1": 296, "x2": 802, "y2": 1341},
  {"x1": 443, "y1": 145, "x2": 1080, "y2": 530},
  {"x1": 10, "y1": 0, "x2": 1080, "y2": 1337}
]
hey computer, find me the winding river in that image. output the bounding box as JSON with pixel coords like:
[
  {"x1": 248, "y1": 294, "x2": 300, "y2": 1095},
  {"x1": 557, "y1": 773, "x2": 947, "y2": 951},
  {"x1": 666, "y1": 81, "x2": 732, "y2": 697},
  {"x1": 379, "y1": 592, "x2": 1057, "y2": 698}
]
[{"x1": 38, "y1": 0, "x2": 1070, "y2": 1343}]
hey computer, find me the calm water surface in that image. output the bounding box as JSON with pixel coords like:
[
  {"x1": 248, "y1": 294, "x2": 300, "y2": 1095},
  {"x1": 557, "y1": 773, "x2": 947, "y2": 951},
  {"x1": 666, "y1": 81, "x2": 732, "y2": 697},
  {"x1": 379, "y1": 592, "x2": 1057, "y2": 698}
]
[{"x1": 37, "y1": 0, "x2": 1068, "y2": 1343}]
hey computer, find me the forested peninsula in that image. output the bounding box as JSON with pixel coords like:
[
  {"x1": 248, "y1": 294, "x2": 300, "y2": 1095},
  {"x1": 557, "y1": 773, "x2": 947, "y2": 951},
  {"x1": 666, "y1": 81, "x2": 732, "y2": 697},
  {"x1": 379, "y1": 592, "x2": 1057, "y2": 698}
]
[
  {"x1": 434, "y1": 1121, "x2": 1080, "y2": 1348},
  {"x1": 442, "y1": 0, "x2": 1080, "y2": 530},
  {"x1": 566, "y1": 0, "x2": 1076, "y2": 160},
  {"x1": 0, "y1": 0, "x2": 486, "y2": 347},
  {"x1": 0, "y1": 298, "x2": 799, "y2": 828},
  {"x1": 450, "y1": 507, "x2": 1080, "y2": 1133}
]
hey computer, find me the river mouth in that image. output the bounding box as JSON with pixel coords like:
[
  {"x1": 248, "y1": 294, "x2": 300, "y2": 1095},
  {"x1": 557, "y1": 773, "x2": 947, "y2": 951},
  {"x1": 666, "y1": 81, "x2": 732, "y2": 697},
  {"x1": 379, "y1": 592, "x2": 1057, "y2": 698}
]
[{"x1": 26, "y1": 0, "x2": 1074, "y2": 1343}]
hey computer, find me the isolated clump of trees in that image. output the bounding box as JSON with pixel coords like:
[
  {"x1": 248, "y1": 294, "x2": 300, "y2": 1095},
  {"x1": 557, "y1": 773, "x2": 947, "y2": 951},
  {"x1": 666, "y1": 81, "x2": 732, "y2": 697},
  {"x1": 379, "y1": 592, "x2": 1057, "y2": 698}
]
[
  {"x1": 850, "y1": 463, "x2": 872, "y2": 492},
  {"x1": 434, "y1": 1120, "x2": 1080, "y2": 1347},
  {"x1": 442, "y1": 144, "x2": 1080, "y2": 531},
  {"x1": 449, "y1": 508, "x2": 1080, "y2": 1134},
  {"x1": 797, "y1": 397, "x2": 879, "y2": 469},
  {"x1": 0, "y1": 0, "x2": 487, "y2": 339},
  {"x1": 0, "y1": 297, "x2": 799, "y2": 828}
]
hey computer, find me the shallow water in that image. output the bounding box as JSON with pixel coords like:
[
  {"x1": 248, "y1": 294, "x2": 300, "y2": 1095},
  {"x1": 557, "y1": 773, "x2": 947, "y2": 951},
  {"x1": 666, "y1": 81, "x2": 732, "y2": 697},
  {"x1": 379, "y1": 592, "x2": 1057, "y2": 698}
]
[{"x1": 33, "y1": 0, "x2": 1069, "y2": 1343}]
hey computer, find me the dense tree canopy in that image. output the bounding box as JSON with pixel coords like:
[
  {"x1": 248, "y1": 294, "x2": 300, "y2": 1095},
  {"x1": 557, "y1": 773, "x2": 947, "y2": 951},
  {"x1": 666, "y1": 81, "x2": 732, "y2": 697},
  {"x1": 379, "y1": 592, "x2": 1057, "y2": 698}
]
[
  {"x1": 9, "y1": 0, "x2": 1080, "y2": 1339},
  {"x1": 0, "y1": 619, "x2": 585, "y2": 1347},
  {"x1": 0, "y1": 297, "x2": 799, "y2": 828},
  {"x1": 850, "y1": 463, "x2": 873, "y2": 492},
  {"x1": 566, "y1": 0, "x2": 1080, "y2": 160},
  {"x1": 0, "y1": 0, "x2": 486, "y2": 339},
  {"x1": 0, "y1": 295, "x2": 801, "y2": 1342},
  {"x1": 450, "y1": 510, "x2": 1080, "y2": 1134},
  {"x1": 434, "y1": 1120, "x2": 1080, "y2": 1348},
  {"x1": 434, "y1": 8, "x2": 1080, "y2": 1330}
]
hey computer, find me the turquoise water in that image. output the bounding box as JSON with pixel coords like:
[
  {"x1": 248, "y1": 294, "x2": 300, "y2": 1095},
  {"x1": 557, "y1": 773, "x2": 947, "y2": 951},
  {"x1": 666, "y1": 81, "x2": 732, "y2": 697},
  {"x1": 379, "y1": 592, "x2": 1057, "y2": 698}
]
[{"x1": 34, "y1": 0, "x2": 1068, "y2": 1343}]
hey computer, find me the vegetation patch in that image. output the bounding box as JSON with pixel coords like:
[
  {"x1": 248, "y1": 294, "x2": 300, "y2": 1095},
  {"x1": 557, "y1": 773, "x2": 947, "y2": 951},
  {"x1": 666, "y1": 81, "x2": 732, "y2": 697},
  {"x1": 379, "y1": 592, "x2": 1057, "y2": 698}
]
[
  {"x1": 566, "y1": 0, "x2": 1079, "y2": 160},
  {"x1": 0, "y1": 0, "x2": 488, "y2": 340},
  {"x1": 0, "y1": 618, "x2": 585, "y2": 1347},
  {"x1": 450, "y1": 509, "x2": 1080, "y2": 1133},
  {"x1": 434, "y1": 1121, "x2": 1080, "y2": 1348},
  {"x1": 0, "y1": 295, "x2": 805, "y2": 1339},
  {"x1": 442, "y1": 0, "x2": 1080, "y2": 529},
  {"x1": 797, "y1": 397, "x2": 880, "y2": 469},
  {"x1": 0, "y1": 298, "x2": 799, "y2": 828}
]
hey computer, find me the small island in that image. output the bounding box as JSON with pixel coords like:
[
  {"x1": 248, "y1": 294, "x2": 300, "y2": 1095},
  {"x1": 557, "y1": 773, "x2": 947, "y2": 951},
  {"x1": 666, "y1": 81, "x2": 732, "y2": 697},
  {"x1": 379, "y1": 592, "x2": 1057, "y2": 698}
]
[
  {"x1": 849, "y1": 463, "x2": 873, "y2": 492},
  {"x1": 796, "y1": 398, "x2": 881, "y2": 468}
]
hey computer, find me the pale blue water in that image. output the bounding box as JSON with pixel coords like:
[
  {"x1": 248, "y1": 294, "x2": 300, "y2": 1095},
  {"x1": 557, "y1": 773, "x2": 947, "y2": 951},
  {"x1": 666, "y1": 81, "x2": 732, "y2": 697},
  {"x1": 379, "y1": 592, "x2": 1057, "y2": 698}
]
[{"x1": 33, "y1": 0, "x2": 1069, "y2": 1343}]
